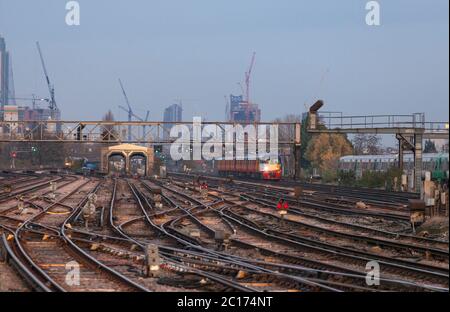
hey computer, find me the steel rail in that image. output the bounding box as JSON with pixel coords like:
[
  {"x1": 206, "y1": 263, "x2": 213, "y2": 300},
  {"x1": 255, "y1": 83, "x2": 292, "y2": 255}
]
[
  {"x1": 148, "y1": 179, "x2": 445, "y2": 292},
  {"x1": 154, "y1": 177, "x2": 449, "y2": 290},
  {"x1": 60, "y1": 179, "x2": 151, "y2": 292}
]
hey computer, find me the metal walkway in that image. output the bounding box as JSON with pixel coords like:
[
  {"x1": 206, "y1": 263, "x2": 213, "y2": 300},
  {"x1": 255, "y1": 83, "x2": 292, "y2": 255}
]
[{"x1": 308, "y1": 101, "x2": 449, "y2": 193}]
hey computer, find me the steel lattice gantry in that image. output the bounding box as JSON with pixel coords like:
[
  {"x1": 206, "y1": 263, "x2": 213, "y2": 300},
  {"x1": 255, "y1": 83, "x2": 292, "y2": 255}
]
[
  {"x1": 308, "y1": 101, "x2": 449, "y2": 193},
  {"x1": 0, "y1": 119, "x2": 303, "y2": 177}
]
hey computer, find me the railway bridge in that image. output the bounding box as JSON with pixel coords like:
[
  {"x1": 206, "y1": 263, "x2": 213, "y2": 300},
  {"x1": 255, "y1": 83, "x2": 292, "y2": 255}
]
[{"x1": 0, "y1": 119, "x2": 303, "y2": 179}]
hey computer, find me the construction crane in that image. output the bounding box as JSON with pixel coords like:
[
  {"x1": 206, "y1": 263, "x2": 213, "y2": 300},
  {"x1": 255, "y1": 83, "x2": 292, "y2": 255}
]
[
  {"x1": 142, "y1": 110, "x2": 150, "y2": 140},
  {"x1": 118, "y1": 78, "x2": 149, "y2": 141},
  {"x1": 36, "y1": 42, "x2": 57, "y2": 119},
  {"x1": 244, "y1": 52, "x2": 256, "y2": 122},
  {"x1": 224, "y1": 95, "x2": 230, "y2": 121}
]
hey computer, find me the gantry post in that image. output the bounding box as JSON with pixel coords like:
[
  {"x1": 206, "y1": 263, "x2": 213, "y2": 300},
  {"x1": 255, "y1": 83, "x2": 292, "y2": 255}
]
[
  {"x1": 294, "y1": 123, "x2": 302, "y2": 180},
  {"x1": 398, "y1": 137, "x2": 404, "y2": 171},
  {"x1": 414, "y1": 133, "x2": 423, "y2": 194}
]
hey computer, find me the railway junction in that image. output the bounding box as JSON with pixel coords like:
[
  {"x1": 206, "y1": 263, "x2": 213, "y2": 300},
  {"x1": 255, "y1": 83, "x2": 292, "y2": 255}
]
[
  {"x1": 0, "y1": 106, "x2": 448, "y2": 293},
  {"x1": 0, "y1": 169, "x2": 448, "y2": 292}
]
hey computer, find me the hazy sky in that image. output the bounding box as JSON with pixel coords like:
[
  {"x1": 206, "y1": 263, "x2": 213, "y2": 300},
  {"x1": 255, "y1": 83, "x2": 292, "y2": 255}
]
[{"x1": 0, "y1": 0, "x2": 448, "y2": 123}]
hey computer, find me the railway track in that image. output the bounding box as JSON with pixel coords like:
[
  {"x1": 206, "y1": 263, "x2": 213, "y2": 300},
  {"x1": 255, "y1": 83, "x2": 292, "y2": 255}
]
[
  {"x1": 151, "y1": 176, "x2": 448, "y2": 291},
  {"x1": 134, "y1": 180, "x2": 356, "y2": 292},
  {"x1": 109, "y1": 178, "x2": 262, "y2": 291},
  {"x1": 189, "y1": 178, "x2": 448, "y2": 254},
  {"x1": 100, "y1": 178, "x2": 358, "y2": 291},
  {"x1": 1, "y1": 174, "x2": 447, "y2": 292},
  {"x1": 141, "y1": 178, "x2": 447, "y2": 291},
  {"x1": 0, "y1": 175, "x2": 65, "y2": 203},
  {"x1": 172, "y1": 172, "x2": 419, "y2": 203},
  {"x1": 169, "y1": 173, "x2": 412, "y2": 222},
  {"x1": 1, "y1": 177, "x2": 148, "y2": 292}
]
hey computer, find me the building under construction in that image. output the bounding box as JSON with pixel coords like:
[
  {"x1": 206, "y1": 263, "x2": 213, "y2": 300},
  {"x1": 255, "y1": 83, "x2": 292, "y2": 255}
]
[
  {"x1": 226, "y1": 53, "x2": 261, "y2": 123},
  {"x1": 227, "y1": 94, "x2": 261, "y2": 122}
]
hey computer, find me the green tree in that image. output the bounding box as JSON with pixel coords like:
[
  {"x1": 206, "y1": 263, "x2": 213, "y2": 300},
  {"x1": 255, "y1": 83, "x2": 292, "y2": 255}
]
[{"x1": 423, "y1": 139, "x2": 437, "y2": 153}]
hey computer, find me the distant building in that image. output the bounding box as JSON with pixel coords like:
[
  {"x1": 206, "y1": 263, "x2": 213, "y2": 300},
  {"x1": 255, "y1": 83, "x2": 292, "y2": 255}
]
[
  {"x1": 3, "y1": 105, "x2": 20, "y2": 133},
  {"x1": 23, "y1": 107, "x2": 61, "y2": 122},
  {"x1": 0, "y1": 104, "x2": 61, "y2": 136},
  {"x1": 162, "y1": 103, "x2": 183, "y2": 141},
  {"x1": 227, "y1": 94, "x2": 260, "y2": 122},
  {"x1": 0, "y1": 35, "x2": 15, "y2": 120},
  {"x1": 24, "y1": 106, "x2": 61, "y2": 133}
]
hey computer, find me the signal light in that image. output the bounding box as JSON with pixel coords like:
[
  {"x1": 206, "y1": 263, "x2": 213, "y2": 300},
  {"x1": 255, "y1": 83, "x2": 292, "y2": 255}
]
[
  {"x1": 11, "y1": 152, "x2": 17, "y2": 158},
  {"x1": 277, "y1": 200, "x2": 283, "y2": 210},
  {"x1": 155, "y1": 145, "x2": 163, "y2": 154}
]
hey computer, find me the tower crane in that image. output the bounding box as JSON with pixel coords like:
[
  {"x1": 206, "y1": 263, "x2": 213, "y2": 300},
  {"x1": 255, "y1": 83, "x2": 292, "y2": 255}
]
[
  {"x1": 36, "y1": 42, "x2": 57, "y2": 119},
  {"x1": 244, "y1": 52, "x2": 256, "y2": 122},
  {"x1": 244, "y1": 52, "x2": 256, "y2": 104},
  {"x1": 118, "y1": 78, "x2": 149, "y2": 141},
  {"x1": 142, "y1": 110, "x2": 150, "y2": 140}
]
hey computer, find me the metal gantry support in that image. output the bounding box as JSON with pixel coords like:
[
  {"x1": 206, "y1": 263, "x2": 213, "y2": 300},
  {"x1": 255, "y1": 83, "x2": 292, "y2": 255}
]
[
  {"x1": 307, "y1": 101, "x2": 449, "y2": 194},
  {"x1": 414, "y1": 133, "x2": 423, "y2": 194},
  {"x1": 398, "y1": 139, "x2": 404, "y2": 171},
  {"x1": 294, "y1": 123, "x2": 302, "y2": 180},
  {"x1": 0, "y1": 120, "x2": 301, "y2": 146},
  {"x1": 395, "y1": 133, "x2": 414, "y2": 171}
]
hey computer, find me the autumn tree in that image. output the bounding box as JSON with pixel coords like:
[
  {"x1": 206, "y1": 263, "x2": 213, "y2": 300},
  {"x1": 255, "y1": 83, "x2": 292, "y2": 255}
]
[{"x1": 305, "y1": 133, "x2": 353, "y2": 173}]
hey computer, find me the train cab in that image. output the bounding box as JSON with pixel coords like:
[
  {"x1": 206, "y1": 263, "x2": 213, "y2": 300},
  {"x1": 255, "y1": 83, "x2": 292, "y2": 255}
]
[{"x1": 260, "y1": 158, "x2": 282, "y2": 180}]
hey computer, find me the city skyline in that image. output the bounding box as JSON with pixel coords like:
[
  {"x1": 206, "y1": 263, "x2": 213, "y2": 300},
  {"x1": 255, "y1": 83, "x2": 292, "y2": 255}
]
[
  {"x1": 0, "y1": 3, "x2": 448, "y2": 297},
  {"x1": 0, "y1": 1, "x2": 448, "y2": 124}
]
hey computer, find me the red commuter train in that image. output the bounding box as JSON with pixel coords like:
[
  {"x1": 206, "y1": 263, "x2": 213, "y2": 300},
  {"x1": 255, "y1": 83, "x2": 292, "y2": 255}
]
[{"x1": 216, "y1": 157, "x2": 282, "y2": 180}]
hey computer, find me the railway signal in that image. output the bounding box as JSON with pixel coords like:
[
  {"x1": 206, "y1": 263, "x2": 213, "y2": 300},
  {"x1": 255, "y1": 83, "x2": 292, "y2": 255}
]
[
  {"x1": 200, "y1": 182, "x2": 208, "y2": 199},
  {"x1": 145, "y1": 244, "x2": 160, "y2": 277},
  {"x1": 82, "y1": 194, "x2": 97, "y2": 229},
  {"x1": 10, "y1": 151, "x2": 17, "y2": 169},
  {"x1": 277, "y1": 199, "x2": 289, "y2": 219},
  {"x1": 48, "y1": 182, "x2": 57, "y2": 200}
]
